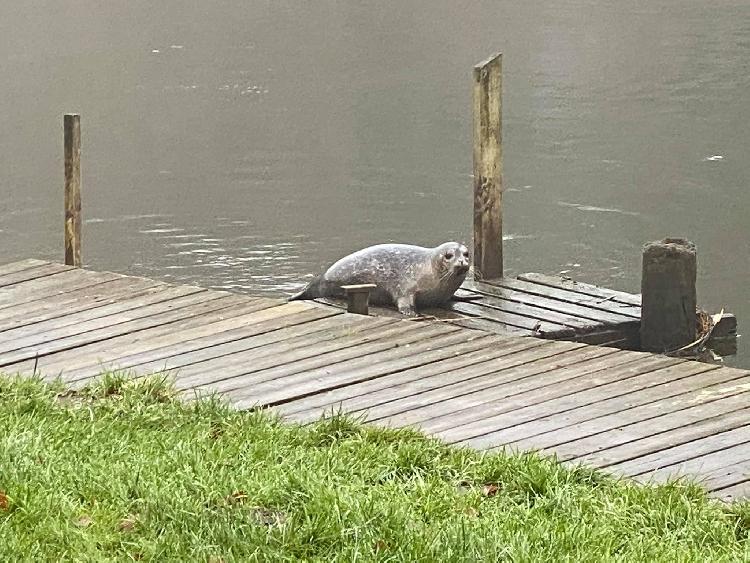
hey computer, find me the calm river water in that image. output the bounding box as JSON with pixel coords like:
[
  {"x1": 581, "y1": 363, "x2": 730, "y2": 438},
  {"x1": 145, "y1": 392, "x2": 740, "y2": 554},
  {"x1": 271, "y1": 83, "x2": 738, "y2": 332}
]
[{"x1": 1, "y1": 1, "x2": 748, "y2": 366}]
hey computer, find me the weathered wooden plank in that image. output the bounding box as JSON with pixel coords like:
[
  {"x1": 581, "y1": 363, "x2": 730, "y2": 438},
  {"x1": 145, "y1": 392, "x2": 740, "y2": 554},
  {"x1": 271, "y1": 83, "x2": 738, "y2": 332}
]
[
  {"x1": 345, "y1": 342, "x2": 611, "y2": 426},
  {"x1": 608, "y1": 425, "x2": 750, "y2": 478},
  {"x1": 0, "y1": 263, "x2": 75, "y2": 289},
  {"x1": 281, "y1": 335, "x2": 530, "y2": 421},
  {"x1": 563, "y1": 388, "x2": 750, "y2": 467},
  {"x1": 369, "y1": 349, "x2": 649, "y2": 431},
  {"x1": 456, "y1": 294, "x2": 601, "y2": 332},
  {"x1": 569, "y1": 327, "x2": 640, "y2": 348},
  {"x1": 0, "y1": 292, "x2": 251, "y2": 367},
  {"x1": 714, "y1": 480, "x2": 750, "y2": 501},
  {"x1": 58, "y1": 303, "x2": 337, "y2": 383},
  {"x1": 445, "y1": 301, "x2": 575, "y2": 337},
  {"x1": 182, "y1": 322, "x2": 459, "y2": 396},
  {"x1": 462, "y1": 281, "x2": 637, "y2": 325},
  {"x1": 0, "y1": 268, "x2": 127, "y2": 310},
  {"x1": 496, "y1": 363, "x2": 726, "y2": 448},
  {"x1": 0, "y1": 259, "x2": 50, "y2": 277},
  {"x1": 226, "y1": 329, "x2": 487, "y2": 408},
  {"x1": 487, "y1": 277, "x2": 641, "y2": 318},
  {"x1": 700, "y1": 461, "x2": 750, "y2": 492},
  {"x1": 278, "y1": 336, "x2": 542, "y2": 419},
  {"x1": 426, "y1": 355, "x2": 682, "y2": 446},
  {"x1": 635, "y1": 441, "x2": 750, "y2": 492},
  {"x1": 510, "y1": 369, "x2": 750, "y2": 454},
  {"x1": 0, "y1": 286, "x2": 217, "y2": 354},
  {"x1": 516, "y1": 273, "x2": 641, "y2": 306},
  {"x1": 0, "y1": 277, "x2": 168, "y2": 333},
  {"x1": 7, "y1": 298, "x2": 296, "y2": 377},
  {"x1": 442, "y1": 316, "x2": 533, "y2": 336},
  {"x1": 171, "y1": 318, "x2": 422, "y2": 392}
]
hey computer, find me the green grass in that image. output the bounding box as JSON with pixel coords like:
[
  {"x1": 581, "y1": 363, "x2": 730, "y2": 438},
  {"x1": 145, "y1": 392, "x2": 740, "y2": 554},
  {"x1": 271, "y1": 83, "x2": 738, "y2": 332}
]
[{"x1": 0, "y1": 373, "x2": 748, "y2": 562}]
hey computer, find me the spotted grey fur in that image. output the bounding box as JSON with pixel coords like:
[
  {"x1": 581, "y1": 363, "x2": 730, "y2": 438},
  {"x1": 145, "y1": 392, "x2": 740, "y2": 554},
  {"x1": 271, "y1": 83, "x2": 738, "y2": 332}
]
[{"x1": 289, "y1": 242, "x2": 470, "y2": 316}]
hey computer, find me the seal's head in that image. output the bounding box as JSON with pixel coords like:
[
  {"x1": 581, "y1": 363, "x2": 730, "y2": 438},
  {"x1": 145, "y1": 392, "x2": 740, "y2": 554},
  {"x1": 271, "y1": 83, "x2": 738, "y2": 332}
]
[{"x1": 434, "y1": 242, "x2": 470, "y2": 277}]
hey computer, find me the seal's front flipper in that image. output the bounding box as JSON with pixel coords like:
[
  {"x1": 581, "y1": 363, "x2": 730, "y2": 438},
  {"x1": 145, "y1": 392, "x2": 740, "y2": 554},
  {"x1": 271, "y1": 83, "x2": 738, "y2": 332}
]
[{"x1": 396, "y1": 295, "x2": 418, "y2": 317}]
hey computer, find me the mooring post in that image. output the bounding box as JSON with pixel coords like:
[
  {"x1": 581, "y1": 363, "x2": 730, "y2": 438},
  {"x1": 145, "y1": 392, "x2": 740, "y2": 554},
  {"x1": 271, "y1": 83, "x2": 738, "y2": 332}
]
[
  {"x1": 64, "y1": 113, "x2": 82, "y2": 267},
  {"x1": 472, "y1": 52, "x2": 503, "y2": 281},
  {"x1": 341, "y1": 284, "x2": 376, "y2": 315},
  {"x1": 640, "y1": 238, "x2": 697, "y2": 352}
]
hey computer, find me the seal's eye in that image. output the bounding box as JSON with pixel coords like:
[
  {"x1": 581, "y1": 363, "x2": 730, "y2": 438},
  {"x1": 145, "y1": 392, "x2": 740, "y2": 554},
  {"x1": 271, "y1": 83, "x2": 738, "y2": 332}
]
[
  {"x1": 463, "y1": 251, "x2": 469, "y2": 258},
  {"x1": 444, "y1": 252, "x2": 454, "y2": 260}
]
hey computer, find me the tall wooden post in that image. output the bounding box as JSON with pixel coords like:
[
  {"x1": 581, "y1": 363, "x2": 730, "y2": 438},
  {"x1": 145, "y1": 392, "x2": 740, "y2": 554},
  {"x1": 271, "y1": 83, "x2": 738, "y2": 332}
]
[
  {"x1": 473, "y1": 52, "x2": 503, "y2": 280},
  {"x1": 640, "y1": 238, "x2": 697, "y2": 352},
  {"x1": 64, "y1": 113, "x2": 82, "y2": 267}
]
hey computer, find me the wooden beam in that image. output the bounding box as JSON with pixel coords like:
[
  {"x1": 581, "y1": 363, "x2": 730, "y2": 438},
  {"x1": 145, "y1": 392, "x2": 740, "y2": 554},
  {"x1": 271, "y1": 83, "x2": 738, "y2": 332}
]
[
  {"x1": 64, "y1": 114, "x2": 82, "y2": 267},
  {"x1": 472, "y1": 53, "x2": 503, "y2": 280},
  {"x1": 341, "y1": 284, "x2": 377, "y2": 315}
]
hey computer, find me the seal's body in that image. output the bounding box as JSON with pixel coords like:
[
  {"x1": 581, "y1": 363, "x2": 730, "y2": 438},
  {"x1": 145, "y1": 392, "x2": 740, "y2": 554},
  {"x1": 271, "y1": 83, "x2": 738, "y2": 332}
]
[{"x1": 289, "y1": 242, "x2": 470, "y2": 316}]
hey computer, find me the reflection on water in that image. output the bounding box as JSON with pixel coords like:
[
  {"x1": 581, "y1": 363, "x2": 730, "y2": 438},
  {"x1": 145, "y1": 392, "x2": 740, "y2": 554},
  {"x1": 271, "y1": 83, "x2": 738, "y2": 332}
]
[{"x1": 0, "y1": 0, "x2": 748, "y2": 366}]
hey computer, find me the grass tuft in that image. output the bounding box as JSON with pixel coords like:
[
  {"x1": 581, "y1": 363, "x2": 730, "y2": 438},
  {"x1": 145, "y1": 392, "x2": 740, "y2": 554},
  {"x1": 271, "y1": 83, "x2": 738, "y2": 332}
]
[{"x1": 0, "y1": 373, "x2": 748, "y2": 561}]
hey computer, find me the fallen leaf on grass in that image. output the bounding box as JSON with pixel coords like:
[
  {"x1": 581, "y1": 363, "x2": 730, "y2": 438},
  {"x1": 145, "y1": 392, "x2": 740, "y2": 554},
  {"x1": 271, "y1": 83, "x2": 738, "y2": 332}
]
[
  {"x1": 74, "y1": 515, "x2": 93, "y2": 528},
  {"x1": 483, "y1": 484, "x2": 500, "y2": 497},
  {"x1": 0, "y1": 491, "x2": 8, "y2": 511},
  {"x1": 374, "y1": 540, "x2": 388, "y2": 552}
]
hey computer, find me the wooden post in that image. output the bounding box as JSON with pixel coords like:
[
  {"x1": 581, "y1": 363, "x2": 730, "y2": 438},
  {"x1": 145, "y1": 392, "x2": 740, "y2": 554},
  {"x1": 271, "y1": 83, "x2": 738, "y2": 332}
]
[
  {"x1": 472, "y1": 52, "x2": 503, "y2": 280},
  {"x1": 64, "y1": 113, "x2": 82, "y2": 267},
  {"x1": 341, "y1": 284, "x2": 376, "y2": 315},
  {"x1": 640, "y1": 238, "x2": 697, "y2": 353}
]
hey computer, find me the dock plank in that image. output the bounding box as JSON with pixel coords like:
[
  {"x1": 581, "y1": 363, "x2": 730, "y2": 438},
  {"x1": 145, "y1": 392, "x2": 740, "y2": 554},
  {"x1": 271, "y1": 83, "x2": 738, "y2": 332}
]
[
  {"x1": 337, "y1": 343, "x2": 617, "y2": 426},
  {"x1": 427, "y1": 356, "x2": 684, "y2": 445},
  {"x1": 183, "y1": 322, "x2": 460, "y2": 397},
  {"x1": 278, "y1": 336, "x2": 544, "y2": 419},
  {"x1": 516, "y1": 273, "x2": 642, "y2": 306},
  {"x1": 57, "y1": 304, "x2": 339, "y2": 383},
  {"x1": 510, "y1": 369, "x2": 750, "y2": 454},
  {"x1": 226, "y1": 329, "x2": 489, "y2": 408},
  {"x1": 0, "y1": 277, "x2": 167, "y2": 331},
  {"x1": 0, "y1": 268, "x2": 132, "y2": 311},
  {"x1": 463, "y1": 281, "x2": 638, "y2": 325},
  {"x1": 0, "y1": 263, "x2": 75, "y2": 288},
  {"x1": 0, "y1": 292, "x2": 266, "y2": 367},
  {"x1": 608, "y1": 426, "x2": 750, "y2": 478},
  {"x1": 0, "y1": 258, "x2": 50, "y2": 277},
  {"x1": 369, "y1": 350, "x2": 652, "y2": 431},
  {"x1": 562, "y1": 389, "x2": 750, "y2": 466},
  {"x1": 494, "y1": 363, "x2": 729, "y2": 448}
]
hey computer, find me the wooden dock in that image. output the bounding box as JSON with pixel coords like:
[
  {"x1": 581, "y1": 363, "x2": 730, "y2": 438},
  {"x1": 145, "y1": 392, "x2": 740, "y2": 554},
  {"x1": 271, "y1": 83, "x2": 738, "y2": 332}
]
[
  {"x1": 317, "y1": 275, "x2": 644, "y2": 348},
  {"x1": 1, "y1": 259, "x2": 749, "y2": 501}
]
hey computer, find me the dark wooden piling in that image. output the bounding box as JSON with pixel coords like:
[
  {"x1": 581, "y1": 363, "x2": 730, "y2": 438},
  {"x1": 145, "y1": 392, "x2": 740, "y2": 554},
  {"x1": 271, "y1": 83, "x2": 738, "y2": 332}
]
[
  {"x1": 472, "y1": 53, "x2": 503, "y2": 281},
  {"x1": 640, "y1": 238, "x2": 697, "y2": 353},
  {"x1": 64, "y1": 114, "x2": 82, "y2": 267},
  {"x1": 341, "y1": 284, "x2": 376, "y2": 315}
]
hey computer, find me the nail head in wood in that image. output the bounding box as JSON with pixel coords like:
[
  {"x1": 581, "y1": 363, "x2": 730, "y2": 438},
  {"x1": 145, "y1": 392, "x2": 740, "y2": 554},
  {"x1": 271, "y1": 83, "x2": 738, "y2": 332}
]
[{"x1": 341, "y1": 284, "x2": 376, "y2": 315}]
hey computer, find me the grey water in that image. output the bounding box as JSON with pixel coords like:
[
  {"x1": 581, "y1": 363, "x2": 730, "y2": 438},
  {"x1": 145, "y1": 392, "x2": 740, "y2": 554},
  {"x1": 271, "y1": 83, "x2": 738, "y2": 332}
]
[{"x1": 1, "y1": 1, "x2": 748, "y2": 366}]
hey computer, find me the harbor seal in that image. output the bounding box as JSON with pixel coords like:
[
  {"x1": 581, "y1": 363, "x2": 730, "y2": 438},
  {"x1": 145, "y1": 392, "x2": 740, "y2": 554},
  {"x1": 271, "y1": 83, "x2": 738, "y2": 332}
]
[{"x1": 289, "y1": 242, "x2": 470, "y2": 316}]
